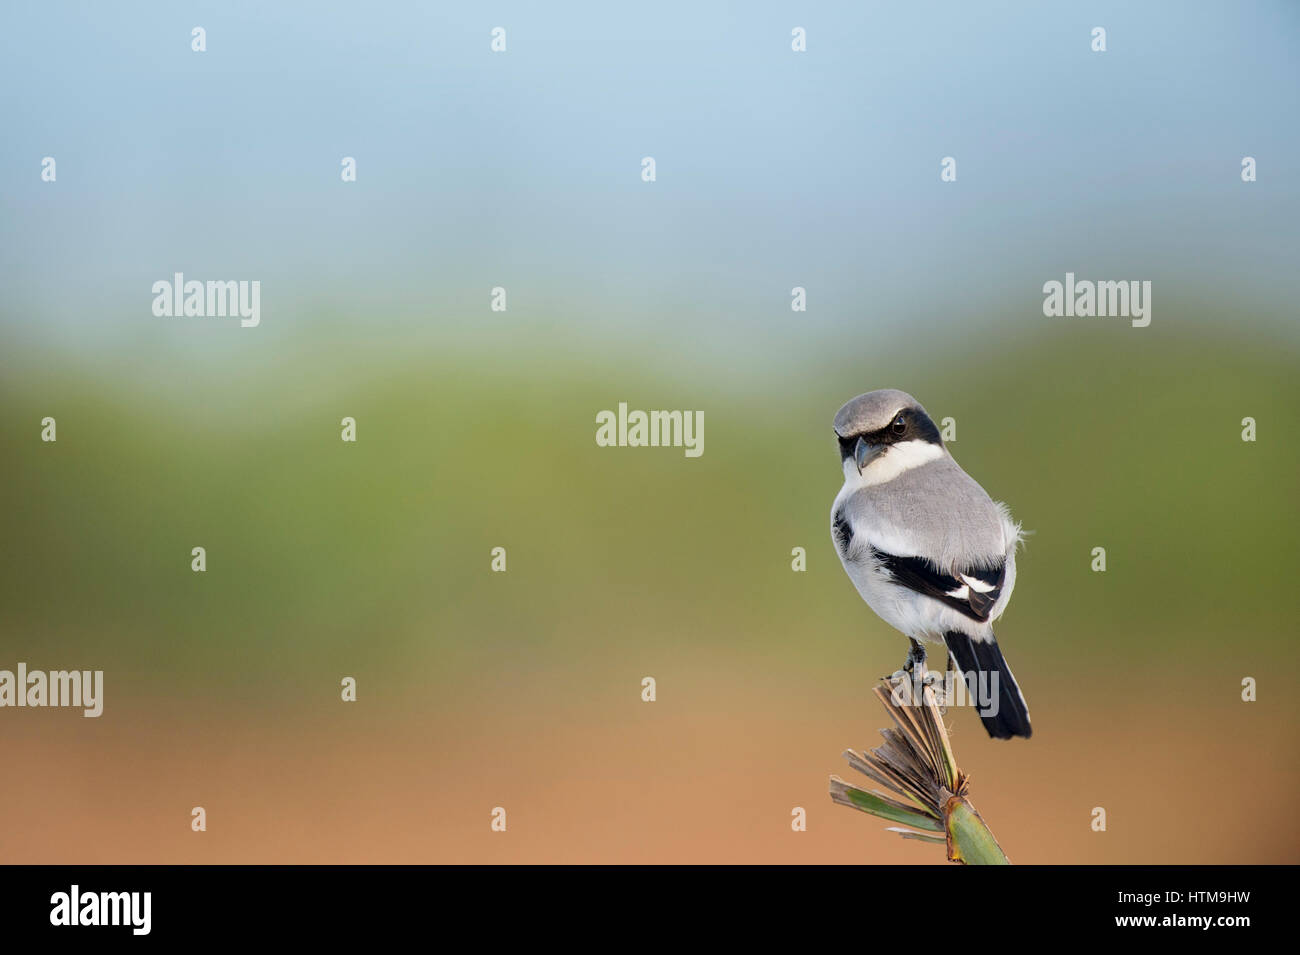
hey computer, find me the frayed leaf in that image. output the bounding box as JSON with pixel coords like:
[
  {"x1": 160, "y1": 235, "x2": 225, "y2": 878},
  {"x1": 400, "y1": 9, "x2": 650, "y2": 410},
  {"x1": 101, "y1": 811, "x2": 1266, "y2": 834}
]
[
  {"x1": 829, "y1": 777, "x2": 943, "y2": 832},
  {"x1": 829, "y1": 663, "x2": 1010, "y2": 864},
  {"x1": 886, "y1": 827, "x2": 948, "y2": 845}
]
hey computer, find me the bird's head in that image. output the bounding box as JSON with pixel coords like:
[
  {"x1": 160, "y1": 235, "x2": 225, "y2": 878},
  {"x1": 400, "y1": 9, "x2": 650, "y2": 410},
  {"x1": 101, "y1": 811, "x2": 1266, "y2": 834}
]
[{"x1": 833, "y1": 389, "x2": 944, "y2": 482}]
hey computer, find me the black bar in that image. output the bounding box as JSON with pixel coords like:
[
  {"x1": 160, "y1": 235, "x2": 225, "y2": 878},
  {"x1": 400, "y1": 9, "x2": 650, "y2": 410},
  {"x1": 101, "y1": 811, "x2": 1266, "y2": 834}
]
[{"x1": 0, "y1": 864, "x2": 1283, "y2": 941}]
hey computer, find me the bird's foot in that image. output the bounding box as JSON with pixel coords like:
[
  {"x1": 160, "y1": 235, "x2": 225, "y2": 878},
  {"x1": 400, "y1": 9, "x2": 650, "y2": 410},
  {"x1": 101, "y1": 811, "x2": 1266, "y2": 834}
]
[
  {"x1": 885, "y1": 641, "x2": 946, "y2": 706},
  {"x1": 888, "y1": 667, "x2": 941, "y2": 686},
  {"x1": 903, "y1": 638, "x2": 927, "y2": 674}
]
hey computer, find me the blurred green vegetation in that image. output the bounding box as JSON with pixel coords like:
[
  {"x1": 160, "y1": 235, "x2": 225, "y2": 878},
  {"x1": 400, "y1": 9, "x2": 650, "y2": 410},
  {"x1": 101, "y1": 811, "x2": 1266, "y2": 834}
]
[{"x1": 1, "y1": 313, "x2": 1296, "y2": 710}]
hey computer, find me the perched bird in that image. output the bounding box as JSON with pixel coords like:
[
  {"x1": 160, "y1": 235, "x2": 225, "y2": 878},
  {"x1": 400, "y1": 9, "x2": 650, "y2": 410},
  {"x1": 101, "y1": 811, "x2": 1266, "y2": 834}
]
[{"x1": 829, "y1": 389, "x2": 1032, "y2": 739}]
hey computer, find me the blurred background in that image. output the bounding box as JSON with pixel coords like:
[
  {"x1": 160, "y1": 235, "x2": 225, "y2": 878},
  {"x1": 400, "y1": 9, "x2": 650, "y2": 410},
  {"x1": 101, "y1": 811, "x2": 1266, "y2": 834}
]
[{"x1": 1, "y1": 1, "x2": 1297, "y2": 863}]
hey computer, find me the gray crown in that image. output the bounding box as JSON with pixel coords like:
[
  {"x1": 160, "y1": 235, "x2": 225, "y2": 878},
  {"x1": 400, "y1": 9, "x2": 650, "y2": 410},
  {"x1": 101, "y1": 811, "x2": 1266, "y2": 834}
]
[{"x1": 833, "y1": 389, "x2": 925, "y2": 437}]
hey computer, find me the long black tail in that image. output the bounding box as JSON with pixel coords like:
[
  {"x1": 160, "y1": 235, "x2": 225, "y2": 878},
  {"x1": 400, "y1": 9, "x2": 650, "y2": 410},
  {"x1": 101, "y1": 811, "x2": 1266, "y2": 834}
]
[{"x1": 943, "y1": 631, "x2": 1032, "y2": 739}]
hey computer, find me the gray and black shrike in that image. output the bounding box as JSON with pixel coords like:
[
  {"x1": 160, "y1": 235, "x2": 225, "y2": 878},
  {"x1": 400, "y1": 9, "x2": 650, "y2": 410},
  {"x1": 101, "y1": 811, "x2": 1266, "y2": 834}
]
[{"x1": 829, "y1": 389, "x2": 1032, "y2": 739}]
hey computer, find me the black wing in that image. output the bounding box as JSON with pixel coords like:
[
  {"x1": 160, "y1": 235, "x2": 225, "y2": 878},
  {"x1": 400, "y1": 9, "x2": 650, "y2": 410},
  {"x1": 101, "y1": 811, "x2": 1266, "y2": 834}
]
[
  {"x1": 833, "y1": 511, "x2": 854, "y2": 555},
  {"x1": 870, "y1": 547, "x2": 1005, "y2": 623}
]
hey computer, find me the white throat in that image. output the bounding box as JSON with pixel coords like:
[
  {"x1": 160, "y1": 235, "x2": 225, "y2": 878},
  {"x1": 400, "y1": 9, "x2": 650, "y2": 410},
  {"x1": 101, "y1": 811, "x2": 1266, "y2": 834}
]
[{"x1": 841, "y1": 439, "x2": 944, "y2": 488}]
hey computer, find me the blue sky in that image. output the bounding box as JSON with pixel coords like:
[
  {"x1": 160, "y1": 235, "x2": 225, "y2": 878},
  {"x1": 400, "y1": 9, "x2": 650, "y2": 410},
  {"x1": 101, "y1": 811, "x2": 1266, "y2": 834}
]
[{"x1": 2, "y1": 1, "x2": 1297, "y2": 370}]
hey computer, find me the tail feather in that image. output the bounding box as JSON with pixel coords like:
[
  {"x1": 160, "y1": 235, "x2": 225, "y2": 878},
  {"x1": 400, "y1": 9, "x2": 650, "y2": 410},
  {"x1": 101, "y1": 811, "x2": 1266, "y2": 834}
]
[{"x1": 943, "y1": 631, "x2": 1032, "y2": 740}]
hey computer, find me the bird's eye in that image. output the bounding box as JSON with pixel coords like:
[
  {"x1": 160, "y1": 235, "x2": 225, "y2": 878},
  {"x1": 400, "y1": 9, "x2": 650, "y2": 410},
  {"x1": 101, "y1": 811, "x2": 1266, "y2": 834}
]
[{"x1": 891, "y1": 415, "x2": 906, "y2": 436}]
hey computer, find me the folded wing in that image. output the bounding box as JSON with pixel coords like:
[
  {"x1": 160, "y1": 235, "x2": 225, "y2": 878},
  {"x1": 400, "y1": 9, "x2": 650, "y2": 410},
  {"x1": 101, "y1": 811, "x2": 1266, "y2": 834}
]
[{"x1": 870, "y1": 548, "x2": 1005, "y2": 623}]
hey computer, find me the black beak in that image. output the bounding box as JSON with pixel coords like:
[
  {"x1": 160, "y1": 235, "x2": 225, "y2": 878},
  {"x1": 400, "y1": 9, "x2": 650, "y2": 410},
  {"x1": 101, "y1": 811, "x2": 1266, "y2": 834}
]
[{"x1": 854, "y1": 436, "x2": 880, "y2": 474}]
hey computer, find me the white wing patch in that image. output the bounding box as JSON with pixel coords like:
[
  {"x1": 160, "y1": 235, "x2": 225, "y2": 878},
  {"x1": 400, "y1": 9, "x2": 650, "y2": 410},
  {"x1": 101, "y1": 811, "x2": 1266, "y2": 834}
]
[{"x1": 960, "y1": 573, "x2": 997, "y2": 594}]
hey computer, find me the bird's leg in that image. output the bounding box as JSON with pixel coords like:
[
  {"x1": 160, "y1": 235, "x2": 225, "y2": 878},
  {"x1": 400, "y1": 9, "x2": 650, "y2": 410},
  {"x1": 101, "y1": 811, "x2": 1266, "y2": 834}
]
[
  {"x1": 887, "y1": 639, "x2": 934, "y2": 701},
  {"x1": 904, "y1": 638, "x2": 927, "y2": 674},
  {"x1": 934, "y1": 648, "x2": 958, "y2": 712},
  {"x1": 913, "y1": 639, "x2": 946, "y2": 694}
]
